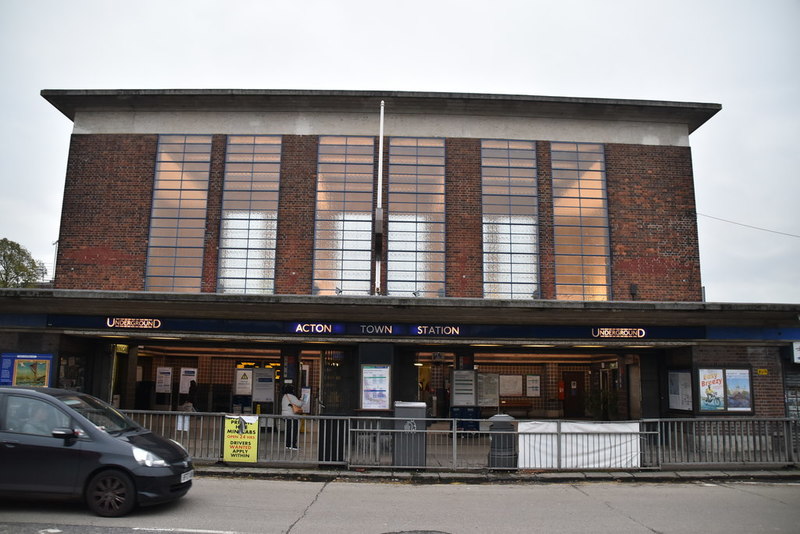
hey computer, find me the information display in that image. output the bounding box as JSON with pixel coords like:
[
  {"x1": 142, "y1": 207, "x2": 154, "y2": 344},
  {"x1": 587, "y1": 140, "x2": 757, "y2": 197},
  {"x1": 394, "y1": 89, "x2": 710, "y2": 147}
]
[
  {"x1": 452, "y1": 370, "x2": 477, "y2": 407},
  {"x1": 361, "y1": 364, "x2": 391, "y2": 410},
  {"x1": 155, "y1": 367, "x2": 173, "y2": 394},
  {"x1": 477, "y1": 373, "x2": 499, "y2": 407},
  {"x1": 526, "y1": 375, "x2": 541, "y2": 397}
]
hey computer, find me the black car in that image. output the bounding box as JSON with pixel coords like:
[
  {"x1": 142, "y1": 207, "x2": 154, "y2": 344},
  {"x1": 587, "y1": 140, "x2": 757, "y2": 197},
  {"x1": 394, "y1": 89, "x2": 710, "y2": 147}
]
[{"x1": 0, "y1": 386, "x2": 193, "y2": 516}]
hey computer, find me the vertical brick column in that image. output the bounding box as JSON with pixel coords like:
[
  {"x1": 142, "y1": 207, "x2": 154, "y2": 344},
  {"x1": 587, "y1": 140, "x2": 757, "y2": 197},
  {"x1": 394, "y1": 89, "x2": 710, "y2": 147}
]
[
  {"x1": 275, "y1": 135, "x2": 318, "y2": 295},
  {"x1": 445, "y1": 138, "x2": 483, "y2": 298},
  {"x1": 55, "y1": 134, "x2": 157, "y2": 290},
  {"x1": 201, "y1": 135, "x2": 227, "y2": 292},
  {"x1": 536, "y1": 142, "x2": 556, "y2": 299},
  {"x1": 605, "y1": 144, "x2": 702, "y2": 301}
]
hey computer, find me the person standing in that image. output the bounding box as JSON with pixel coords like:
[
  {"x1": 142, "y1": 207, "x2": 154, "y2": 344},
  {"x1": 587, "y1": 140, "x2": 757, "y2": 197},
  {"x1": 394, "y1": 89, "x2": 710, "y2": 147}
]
[{"x1": 281, "y1": 385, "x2": 303, "y2": 450}]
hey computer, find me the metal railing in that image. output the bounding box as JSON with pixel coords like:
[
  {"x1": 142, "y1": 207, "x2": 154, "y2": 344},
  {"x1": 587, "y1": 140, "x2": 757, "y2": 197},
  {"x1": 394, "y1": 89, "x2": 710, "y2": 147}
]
[{"x1": 123, "y1": 411, "x2": 799, "y2": 471}]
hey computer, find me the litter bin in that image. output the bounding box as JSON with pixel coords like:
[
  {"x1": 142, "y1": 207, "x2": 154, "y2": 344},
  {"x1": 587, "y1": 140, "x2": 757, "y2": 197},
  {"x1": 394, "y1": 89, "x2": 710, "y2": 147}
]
[
  {"x1": 393, "y1": 401, "x2": 427, "y2": 467},
  {"x1": 488, "y1": 413, "x2": 518, "y2": 469}
]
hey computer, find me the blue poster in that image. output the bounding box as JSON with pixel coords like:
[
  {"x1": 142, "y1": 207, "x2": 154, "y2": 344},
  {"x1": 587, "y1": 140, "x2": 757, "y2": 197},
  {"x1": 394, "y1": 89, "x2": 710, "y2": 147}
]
[{"x1": 0, "y1": 353, "x2": 54, "y2": 387}]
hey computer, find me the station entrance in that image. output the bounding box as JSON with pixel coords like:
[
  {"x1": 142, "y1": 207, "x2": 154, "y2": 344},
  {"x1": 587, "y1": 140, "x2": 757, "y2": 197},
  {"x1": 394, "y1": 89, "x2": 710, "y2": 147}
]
[{"x1": 89, "y1": 340, "x2": 645, "y2": 421}]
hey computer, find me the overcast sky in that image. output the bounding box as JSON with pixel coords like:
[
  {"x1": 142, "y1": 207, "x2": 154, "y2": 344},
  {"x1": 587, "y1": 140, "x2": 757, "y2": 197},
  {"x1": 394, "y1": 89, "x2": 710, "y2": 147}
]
[{"x1": 1, "y1": 0, "x2": 797, "y2": 303}]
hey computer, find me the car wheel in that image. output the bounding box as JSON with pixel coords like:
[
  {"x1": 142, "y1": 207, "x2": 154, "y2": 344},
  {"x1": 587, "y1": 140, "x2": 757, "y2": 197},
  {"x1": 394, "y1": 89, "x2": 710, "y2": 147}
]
[{"x1": 86, "y1": 469, "x2": 136, "y2": 517}]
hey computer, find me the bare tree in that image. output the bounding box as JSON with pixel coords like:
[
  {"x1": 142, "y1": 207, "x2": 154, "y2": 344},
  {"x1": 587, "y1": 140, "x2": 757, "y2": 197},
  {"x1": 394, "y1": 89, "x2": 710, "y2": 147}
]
[{"x1": 0, "y1": 238, "x2": 47, "y2": 287}]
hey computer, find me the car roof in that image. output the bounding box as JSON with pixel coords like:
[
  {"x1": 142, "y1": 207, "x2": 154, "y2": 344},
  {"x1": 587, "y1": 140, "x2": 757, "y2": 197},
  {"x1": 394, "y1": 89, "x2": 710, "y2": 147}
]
[{"x1": 0, "y1": 386, "x2": 89, "y2": 398}]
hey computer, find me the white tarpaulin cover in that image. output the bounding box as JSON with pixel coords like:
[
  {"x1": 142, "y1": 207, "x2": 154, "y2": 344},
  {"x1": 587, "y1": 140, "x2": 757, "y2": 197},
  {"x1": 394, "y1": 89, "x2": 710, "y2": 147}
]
[{"x1": 518, "y1": 421, "x2": 641, "y2": 469}]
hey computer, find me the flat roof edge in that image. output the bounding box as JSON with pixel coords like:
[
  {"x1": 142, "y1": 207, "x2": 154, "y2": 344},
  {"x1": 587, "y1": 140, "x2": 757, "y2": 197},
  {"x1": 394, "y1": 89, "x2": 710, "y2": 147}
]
[{"x1": 40, "y1": 89, "x2": 721, "y2": 132}]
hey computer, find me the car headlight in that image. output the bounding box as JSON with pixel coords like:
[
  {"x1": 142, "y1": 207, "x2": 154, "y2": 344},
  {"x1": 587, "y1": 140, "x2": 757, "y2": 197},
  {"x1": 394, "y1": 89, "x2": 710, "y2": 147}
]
[{"x1": 132, "y1": 445, "x2": 168, "y2": 467}]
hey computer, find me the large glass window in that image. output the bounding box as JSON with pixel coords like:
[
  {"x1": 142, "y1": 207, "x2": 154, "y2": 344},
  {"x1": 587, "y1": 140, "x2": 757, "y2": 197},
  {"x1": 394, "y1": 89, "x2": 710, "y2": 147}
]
[
  {"x1": 551, "y1": 142, "x2": 610, "y2": 300},
  {"x1": 386, "y1": 137, "x2": 446, "y2": 297},
  {"x1": 218, "y1": 136, "x2": 282, "y2": 294},
  {"x1": 481, "y1": 140, "x2": 538, "y2": 299},
  {"x1": 145, "y1": 135, "x2": 212, "y2": 292},
  {"x1": 312, "y1": 136, "x2": 374, "y2": 296}
]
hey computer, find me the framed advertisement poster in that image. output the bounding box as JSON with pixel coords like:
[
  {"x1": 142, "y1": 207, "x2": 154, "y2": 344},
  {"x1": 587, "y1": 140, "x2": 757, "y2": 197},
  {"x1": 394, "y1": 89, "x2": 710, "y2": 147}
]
[
  {"x1": 698, "y1": 369, "x2": 725, "y2": 411},
  {"x1": 361, "y1": 364, "x2": 391, "y2": 410},
  {"x1": 698, "y1": 368, "x2": 752, "y2": 413},
  {"x1": 725, "y1": 369, "x2": 752, "y2": 411}
]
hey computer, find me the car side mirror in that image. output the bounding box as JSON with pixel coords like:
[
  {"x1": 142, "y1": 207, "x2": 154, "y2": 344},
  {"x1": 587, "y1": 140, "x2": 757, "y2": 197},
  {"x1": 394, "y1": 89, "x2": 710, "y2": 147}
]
[{"x1": 52, "y1": 427, "x2": 79, "y2": 441}]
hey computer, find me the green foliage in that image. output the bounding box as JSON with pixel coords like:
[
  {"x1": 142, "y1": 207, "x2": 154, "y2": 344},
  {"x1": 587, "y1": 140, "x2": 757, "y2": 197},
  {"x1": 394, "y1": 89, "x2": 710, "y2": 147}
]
[{"x1": 0, "y1": 238, "x2": 46, "y2": 288}]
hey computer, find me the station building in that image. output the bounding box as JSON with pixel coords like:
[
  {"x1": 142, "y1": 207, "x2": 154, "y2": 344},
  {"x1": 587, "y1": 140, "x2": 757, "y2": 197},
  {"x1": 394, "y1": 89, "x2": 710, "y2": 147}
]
[{"x1": 1, "y1": 89, "x2": 799, "y2": 421}]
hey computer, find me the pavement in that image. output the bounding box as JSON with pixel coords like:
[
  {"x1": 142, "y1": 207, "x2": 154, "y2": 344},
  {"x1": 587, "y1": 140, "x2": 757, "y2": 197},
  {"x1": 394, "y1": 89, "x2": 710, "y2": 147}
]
[{"x1": 194, "y1": 462, "x2": 800, "y2": 484}]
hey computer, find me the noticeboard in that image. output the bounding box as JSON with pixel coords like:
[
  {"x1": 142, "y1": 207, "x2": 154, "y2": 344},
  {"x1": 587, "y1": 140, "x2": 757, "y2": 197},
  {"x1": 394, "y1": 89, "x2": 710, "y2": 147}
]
[
  {"x1": 477, "y1": 373, "x2": 499, "y2": 407},
  {"x1": 361, "y1": 364, "x2": 391, "y2": 410},
  {"x1": 452, "y1": 370, "x2": 477, "y2": 407},
  {"x1": 1, "y1": 353, "x2": 53, "y2": 387}
]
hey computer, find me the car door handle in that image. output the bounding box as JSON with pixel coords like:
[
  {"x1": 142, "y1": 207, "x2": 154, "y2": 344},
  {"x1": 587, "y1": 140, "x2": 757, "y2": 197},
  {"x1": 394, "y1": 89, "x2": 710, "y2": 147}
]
[{"x1": 1, "y1": 440, "x2": 20, "y2": 448}]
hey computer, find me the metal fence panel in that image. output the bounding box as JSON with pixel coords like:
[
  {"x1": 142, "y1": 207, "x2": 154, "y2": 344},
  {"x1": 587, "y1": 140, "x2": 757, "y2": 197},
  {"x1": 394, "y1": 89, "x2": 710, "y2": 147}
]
[{"x1": 122, "y1": 411, "x2": 798, "y2": 471}]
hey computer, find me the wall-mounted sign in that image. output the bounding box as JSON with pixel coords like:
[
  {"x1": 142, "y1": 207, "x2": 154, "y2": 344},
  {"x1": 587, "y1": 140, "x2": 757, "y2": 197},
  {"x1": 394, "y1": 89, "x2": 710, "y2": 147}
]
[
  {"x1": 451, "y1": 370, "x2": 476, "y2": 407},
  {"x1": 414, "y1": 325, "x2": 461, "y2": 336},
  {"x1": 526, "y1": 375, "x2": 541, "y2": 397},
  {"x1": 0, "y1": 353, "x2": 53, "y2": 387},
  {"x1": 668, "y1": 370, "x2": 692, "y2": 411},
  {"x1": 361, "y1": 364, "x2": 391, "y2": 410},
  {"x1": 106, "y1": 317, "x2": 162, "y2": 329},
  {"x1": 592, "y1": 328, "x2": 646, "y2": 338},
  {"x1": 793, "y1": 342, "x2": 800, "y2": 364},
  {"x1": 155, "y1": 367, "x2": 172, "y2": 394},
  {"x1": 500, "y1": 375, "x2": 523, "y2": 396},
  {"x1": 477, "y1": 373, "x2": 499, "y2": 407},
  {"x1": 234, "y1": 369, "x2": 253, "y2": 396},
  {"x1": 252, "y1": 368, "x2": 275, "y2": 403},
  {"x1": 179, "y1": 368, "x2": 197, "y2": 394}
]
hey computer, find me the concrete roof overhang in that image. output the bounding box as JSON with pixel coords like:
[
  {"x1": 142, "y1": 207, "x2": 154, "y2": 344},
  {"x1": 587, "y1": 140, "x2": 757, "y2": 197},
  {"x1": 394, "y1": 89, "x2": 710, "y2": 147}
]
[
  {"x1": 1, "y1": 289, "x2": 798, "y2": 329},
  {"x1": 41, "y1": 89, "x2": 721, "y2": 134}
]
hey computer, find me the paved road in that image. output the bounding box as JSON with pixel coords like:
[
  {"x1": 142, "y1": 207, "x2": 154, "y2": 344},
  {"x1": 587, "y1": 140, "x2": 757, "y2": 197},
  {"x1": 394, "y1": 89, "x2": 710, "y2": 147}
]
[{"x1": 2, "y1": 476, "x2": 800, "y2": 533}]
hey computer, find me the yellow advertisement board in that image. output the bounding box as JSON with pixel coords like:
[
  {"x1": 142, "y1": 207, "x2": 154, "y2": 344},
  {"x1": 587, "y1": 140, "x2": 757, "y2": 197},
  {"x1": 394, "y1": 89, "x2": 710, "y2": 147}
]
[{"x1": 223, "y1": 415, "x2": 259, "y2": 463}]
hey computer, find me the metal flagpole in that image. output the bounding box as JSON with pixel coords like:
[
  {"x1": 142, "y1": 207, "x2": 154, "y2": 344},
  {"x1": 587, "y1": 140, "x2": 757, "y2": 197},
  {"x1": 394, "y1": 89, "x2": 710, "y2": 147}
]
[{"x1": 374, "y1": 101, "x2": 385, "y2": 296}]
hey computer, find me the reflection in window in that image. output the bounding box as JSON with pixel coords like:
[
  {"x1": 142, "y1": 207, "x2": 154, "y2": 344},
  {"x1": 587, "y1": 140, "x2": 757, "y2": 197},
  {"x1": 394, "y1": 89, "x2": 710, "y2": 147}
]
[
  {"x1": 312, "y1": 136, "x2": 374, "y2": 295},
  {"x1": 218, "y1": 136, "x2": 282, "y2": 294},
  {"x1": 551, "y1": 142, "x2": 610, "y2": 300},
  {"x1": 481, "y1": 140, "x2": 538, "y2": 299},
  {"x1": 387, "y1": 138, "x2": 446, "y2": 297},
  {"x1": 5, "y1": 396, "x2": 69, "y2": 436},
  {"x1": 145, "y1": 135, "x2": 212, "y2": 292}
]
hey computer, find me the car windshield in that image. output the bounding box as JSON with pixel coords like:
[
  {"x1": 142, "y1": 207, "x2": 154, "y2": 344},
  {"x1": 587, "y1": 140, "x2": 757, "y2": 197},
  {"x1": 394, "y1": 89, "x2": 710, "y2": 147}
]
[{"x1": 59, "y1": 393, "x2": 139, "y2": 433}]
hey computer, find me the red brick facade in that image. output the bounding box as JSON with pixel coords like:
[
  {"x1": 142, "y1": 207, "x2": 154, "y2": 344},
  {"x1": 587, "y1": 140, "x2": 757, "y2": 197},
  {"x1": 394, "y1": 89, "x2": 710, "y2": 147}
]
[
  {"x1": 55, "y1": 134, "x2": 157, "y2": 290},
  {"x1": 606, "y1": 144, "x2": 702, "y2": 301},
  {"x1": 54, "y1": 135, "x2": 702, "y2": 301}
]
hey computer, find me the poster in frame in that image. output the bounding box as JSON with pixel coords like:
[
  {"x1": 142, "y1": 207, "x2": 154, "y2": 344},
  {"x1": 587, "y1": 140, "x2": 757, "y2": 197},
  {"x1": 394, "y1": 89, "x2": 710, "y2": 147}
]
[{"x1": 2, "y1": 353, "x2": 54, "y2": 387}]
